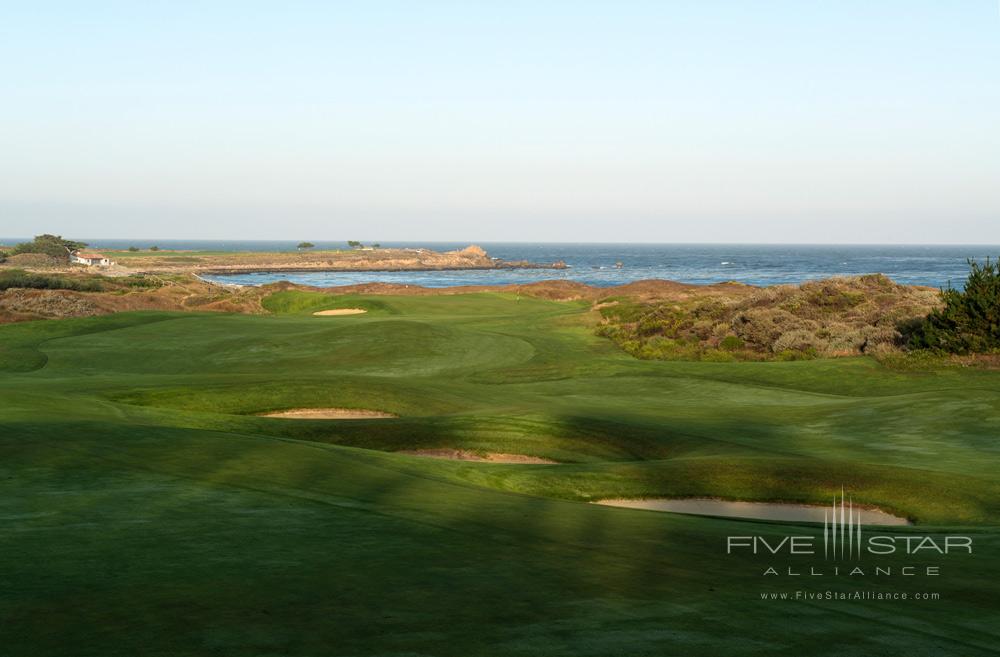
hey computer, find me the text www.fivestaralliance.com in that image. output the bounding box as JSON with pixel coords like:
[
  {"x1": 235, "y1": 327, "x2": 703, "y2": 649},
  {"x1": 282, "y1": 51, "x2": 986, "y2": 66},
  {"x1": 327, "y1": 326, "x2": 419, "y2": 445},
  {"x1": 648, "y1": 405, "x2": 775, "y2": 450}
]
[{"x1": 760, "y1": 591, "x2": 941, "y2": 601}]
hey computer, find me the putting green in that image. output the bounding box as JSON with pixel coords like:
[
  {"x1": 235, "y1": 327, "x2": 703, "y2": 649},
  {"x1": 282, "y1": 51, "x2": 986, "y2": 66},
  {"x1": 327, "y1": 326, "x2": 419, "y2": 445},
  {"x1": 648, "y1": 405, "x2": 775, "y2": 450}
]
[{"x1": 1, "y1": 291, "x2": 998, "y2": 656}]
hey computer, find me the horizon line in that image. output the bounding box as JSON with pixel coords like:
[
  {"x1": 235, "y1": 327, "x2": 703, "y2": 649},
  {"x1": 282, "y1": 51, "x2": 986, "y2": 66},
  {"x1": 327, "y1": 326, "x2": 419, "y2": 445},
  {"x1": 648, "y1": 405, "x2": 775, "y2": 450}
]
[{"x1": 3, "y1": 237, "x2": 1000, "y2": 248}]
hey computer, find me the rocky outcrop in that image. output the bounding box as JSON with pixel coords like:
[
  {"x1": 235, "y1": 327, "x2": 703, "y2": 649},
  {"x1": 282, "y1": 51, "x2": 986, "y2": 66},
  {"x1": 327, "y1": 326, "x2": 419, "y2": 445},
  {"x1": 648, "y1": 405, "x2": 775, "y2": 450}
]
[{"x1": 451, "y1": 245, "x2": 488, "y2": 258}]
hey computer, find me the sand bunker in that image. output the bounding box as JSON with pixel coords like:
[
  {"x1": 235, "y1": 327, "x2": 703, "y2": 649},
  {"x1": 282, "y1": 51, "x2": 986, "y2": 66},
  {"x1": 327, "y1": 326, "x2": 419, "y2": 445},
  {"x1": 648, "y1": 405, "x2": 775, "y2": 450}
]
[
  {"x1": 398, "y1": 449, "x2": 557, "y2": 464},
  {"x1": 594, "y1": 498, "x2": 910, "y2": 525},
  {"x1": 259, "y1": 408, "x2": 396, "y2": 420},
  {"x1": 313, "y1": 308, "x2": 367, "y2": 316}
]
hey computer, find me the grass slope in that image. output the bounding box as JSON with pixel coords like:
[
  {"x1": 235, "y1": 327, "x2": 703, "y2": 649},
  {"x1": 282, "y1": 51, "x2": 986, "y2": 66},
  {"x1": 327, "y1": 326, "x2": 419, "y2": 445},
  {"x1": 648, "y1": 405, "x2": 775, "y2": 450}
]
[{"x1": 1, "y1": 291, "x2": 999, "y2": 656}]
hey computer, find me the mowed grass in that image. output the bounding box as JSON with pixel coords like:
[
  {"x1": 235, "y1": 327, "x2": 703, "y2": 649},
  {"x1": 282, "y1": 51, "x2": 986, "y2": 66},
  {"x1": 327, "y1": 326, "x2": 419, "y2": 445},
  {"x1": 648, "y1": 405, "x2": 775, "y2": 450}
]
[{"x1": 1, "y1": 291, "x2": 1000, "y2": 656}]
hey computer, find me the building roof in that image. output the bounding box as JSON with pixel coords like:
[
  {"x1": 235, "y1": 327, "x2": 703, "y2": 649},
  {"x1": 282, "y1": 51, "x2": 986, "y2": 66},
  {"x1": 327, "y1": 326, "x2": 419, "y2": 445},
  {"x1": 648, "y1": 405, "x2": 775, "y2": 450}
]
[{"x1": 75, "y1": 252, "x2": 107, "y2": 259}]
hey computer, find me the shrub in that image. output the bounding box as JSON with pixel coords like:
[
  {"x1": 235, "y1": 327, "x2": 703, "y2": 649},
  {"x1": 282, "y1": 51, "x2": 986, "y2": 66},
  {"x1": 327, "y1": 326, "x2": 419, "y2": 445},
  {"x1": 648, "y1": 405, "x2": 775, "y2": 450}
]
[
  {"x1": 876, "y1": 349, "x2": 950, "y2": 370},
  {"x1": 907, "y1": 258, "x2": 1000, "y2": 354},
  {"x1": 719, "y1": 335, "x2": 744, "y2": 351},
  {"x1": 820, "y1": 322, "x2": 866, "y2": 354},
  {"x1": 772, "y1": 329, "x2": 822, "y2": 353},
  {"x1": 594, "y1": 274, "x2": 940, "y2": 362},
  {"x1": 731, "y1": 308, "x2": 807, "y2": 348},
  {"x1": 117, "y1": 275, "x2": 161, "y2": 289},
  {"x1": 700, "y1": 349, "x2": 736, "y2": 362},
  {"x1": 805, "y1": 285, "x2": 864, "y2": 311},
  {"x1": 0, "y1": 269, "x2": 104, "y2": 292},
  {"x1": 775, "y1": 348, "x2": 816, "y2": 361}
]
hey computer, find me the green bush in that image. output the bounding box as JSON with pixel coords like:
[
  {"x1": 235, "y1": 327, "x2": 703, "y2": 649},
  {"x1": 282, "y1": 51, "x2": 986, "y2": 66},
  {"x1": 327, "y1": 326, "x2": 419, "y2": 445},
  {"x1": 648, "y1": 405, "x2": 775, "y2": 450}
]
[
  {"x1": 700, "y1": 349, "x2": 736, "y2": 362},
  {"x1": 0, "y1": 269, "x2": 104, "y2": 292},
  {"x1": 11, "y1": 234, "x2": 87, "y2": 261},
  {"x1": 907, "y1": 258, "x2": 1000, "y2": 354},
  {"x1": 719, "y1": 335, "x2": 744, "y2": 351},
  {"x1": 117, "y1": 275, "x2": 161, "y2": 289},
  {"x1": 806, "y1": 287, "x2": 864, "y2": 310},
  {"x1": 775, "y1": 348, "x2": 817, "y2": 361}
]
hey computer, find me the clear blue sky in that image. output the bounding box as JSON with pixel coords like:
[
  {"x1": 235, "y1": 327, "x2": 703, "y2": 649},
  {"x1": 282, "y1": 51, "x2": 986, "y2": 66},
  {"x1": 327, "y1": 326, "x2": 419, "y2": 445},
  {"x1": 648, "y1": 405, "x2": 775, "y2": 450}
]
[{"x1": 1, "y1": 1, "x2": 998, "y2": 243}]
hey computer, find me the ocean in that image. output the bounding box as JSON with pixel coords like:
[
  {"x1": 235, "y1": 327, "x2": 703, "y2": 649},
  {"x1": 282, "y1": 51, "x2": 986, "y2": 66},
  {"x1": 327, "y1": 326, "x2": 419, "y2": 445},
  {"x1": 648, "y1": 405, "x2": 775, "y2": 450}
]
[{"x1": 5, "y1": 239, "x2": 995, "y2": 288}]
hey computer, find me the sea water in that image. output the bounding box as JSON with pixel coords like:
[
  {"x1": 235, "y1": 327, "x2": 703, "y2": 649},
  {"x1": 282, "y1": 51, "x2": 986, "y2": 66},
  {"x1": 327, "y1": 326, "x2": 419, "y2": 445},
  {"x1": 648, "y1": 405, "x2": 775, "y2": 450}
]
[{"x1": 12, "y1": 240, "x2": 995, "y2": 288}]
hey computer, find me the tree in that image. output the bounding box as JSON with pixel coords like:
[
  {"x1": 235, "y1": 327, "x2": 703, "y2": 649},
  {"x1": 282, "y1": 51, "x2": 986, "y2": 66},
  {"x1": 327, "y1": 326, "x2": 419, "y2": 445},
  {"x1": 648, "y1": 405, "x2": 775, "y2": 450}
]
[
  {"x1": 347, "y1": 240, "x2": 363, "y2": 249},
  {"x1": 908, "y1": 257, "x2": 1000, "y2": 354},
  {"x1": 297, "y1": 241, "x2": 315, "y2": 250},
  {"x1": 372, "y1": 243, "x2": 381, "y2": 249},
  {"x1": 128, "y1": 246, "x2": 139, "y2": 252},
  {"x1": 11, "y1": 234, "x2": 88, "y2": 261},
  {"x1": 149, "y1": 246, "x2": 160, "y2": 252}
]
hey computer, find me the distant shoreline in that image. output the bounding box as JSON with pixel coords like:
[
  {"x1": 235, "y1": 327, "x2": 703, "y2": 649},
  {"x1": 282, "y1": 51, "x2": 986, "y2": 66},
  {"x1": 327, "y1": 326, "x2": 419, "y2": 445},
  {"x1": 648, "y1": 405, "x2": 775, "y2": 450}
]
[
  {"x1": 3, "y1": 241, "x2": 989, "y2": 288},
  {"x1": 198, "y1": 263, "x2": 566, "y2": 275},
  {"x1": 86, "y1": 245, "x2": 568, "y2": 276}
]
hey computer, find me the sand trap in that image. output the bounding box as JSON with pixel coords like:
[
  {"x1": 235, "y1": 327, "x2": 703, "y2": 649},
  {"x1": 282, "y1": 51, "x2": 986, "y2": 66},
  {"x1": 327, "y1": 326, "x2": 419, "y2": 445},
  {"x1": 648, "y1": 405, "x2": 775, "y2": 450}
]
[
  {"x1": 313, "y1": 308, "x2": 367, "y2": 316},
  {"x1": 594, "y1": 498, "x2": 910, "y2": 525},
  {"x1": 259, "y1": 408, "x2": 396, "y2": 420},
  {"x1": 398, "y1": 449, "x2": 557, "y2": 464}
]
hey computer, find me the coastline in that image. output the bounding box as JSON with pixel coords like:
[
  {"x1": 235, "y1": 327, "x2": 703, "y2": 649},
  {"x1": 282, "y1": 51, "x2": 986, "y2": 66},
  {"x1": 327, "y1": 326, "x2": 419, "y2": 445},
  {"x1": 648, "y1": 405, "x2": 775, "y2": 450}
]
[
  {"x1": 95, "y1": 244, "x2": 568, "y2": 276},
  {"x1": 3, "y1": 242, "x2": 989, "y2": 288},
  {"x1": 197, "y1": 263, "x2": 566, "y2": 275}
]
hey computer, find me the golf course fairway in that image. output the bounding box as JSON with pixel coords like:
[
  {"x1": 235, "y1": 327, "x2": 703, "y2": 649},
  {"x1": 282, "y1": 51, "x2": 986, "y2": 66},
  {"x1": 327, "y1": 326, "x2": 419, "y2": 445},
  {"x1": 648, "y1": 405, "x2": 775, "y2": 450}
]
[{"x1": 2, "y1": 291, "x2": 998, "y2": 656}]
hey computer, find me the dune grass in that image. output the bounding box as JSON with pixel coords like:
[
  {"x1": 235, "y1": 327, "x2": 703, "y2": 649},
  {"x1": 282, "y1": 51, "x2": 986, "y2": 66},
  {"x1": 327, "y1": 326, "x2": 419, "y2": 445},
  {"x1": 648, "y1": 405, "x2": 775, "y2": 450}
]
[{"x1": 1, "y1": 291, "x2": 999, "y2": 655}]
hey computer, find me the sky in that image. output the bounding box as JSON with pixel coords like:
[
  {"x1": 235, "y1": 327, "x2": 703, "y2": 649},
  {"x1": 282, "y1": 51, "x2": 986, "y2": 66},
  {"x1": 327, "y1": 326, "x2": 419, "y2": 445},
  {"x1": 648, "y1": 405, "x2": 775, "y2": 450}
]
[{"x1": 1, "y1": 1, "x2": 999, "y2": 243}]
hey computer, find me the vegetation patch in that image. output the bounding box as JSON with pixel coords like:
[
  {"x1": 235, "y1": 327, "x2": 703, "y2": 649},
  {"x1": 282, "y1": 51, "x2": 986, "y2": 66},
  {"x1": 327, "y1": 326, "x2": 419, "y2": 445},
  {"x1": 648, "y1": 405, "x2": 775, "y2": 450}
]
[
  {"x1": 0, "y1": 269, "x2": 104, "y2": 292},
  {"x1": 596, "y1": 274, "x2": 940, "y2": 361},
  {"x1": 906, "y1": 258, "x2": 1000, "y2": 355},
  {"x1": 7, "y1": 233, "x2": 86, "y2": 262}
]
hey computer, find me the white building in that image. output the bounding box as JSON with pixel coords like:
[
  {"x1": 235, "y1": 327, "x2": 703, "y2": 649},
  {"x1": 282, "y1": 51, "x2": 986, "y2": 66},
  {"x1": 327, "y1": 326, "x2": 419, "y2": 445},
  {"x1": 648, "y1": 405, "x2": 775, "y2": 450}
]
[{"x1": 71, "y1": 251, "x2": 113, "y2": 267}]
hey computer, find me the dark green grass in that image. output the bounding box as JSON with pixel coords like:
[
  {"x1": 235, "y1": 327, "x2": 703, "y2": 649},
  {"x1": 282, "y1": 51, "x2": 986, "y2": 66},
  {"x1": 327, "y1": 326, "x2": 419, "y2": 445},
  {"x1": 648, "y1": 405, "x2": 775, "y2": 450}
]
[{"x1": 2, "y1": 292, "x2": 1000, "y2": 655}]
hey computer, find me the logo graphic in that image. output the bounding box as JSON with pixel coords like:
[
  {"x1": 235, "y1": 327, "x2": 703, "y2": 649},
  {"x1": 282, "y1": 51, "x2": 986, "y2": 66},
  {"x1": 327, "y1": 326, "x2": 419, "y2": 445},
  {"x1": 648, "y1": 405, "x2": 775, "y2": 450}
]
[
  {"x1": 727, "y1": 487, "x2": 972, "y2": 582},
  {"x1": 824, "y1": 488, "x2": 862, "y2": 560}
]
